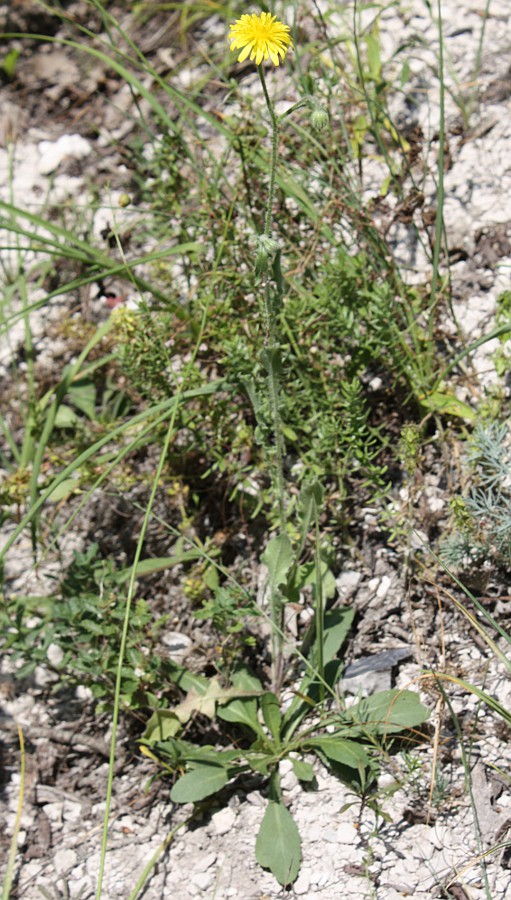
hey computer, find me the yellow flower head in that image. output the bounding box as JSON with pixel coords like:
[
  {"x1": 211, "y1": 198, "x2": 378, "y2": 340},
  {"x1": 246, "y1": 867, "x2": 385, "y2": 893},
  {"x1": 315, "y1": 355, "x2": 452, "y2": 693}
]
[{"x1": 229, "y1": 12, "x2": 293, "y2": 67}]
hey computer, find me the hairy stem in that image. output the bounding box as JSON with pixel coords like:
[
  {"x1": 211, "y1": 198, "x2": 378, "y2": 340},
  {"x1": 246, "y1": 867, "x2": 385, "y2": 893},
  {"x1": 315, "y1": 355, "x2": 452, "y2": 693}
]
[
  {"x1": 258, "y1": 64, "x2": 287, "y2": 690},
  {"x1": 258, "y1": 66, "x2": 279, "y2": 238}
]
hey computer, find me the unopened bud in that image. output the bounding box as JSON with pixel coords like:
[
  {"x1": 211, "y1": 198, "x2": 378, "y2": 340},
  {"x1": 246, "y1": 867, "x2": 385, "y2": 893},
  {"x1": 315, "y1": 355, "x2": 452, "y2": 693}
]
[
  {"x1": 118, "y1": 193, "x2": 131, "y2": 208},
  {"x1": 254, "y1": 234, "x2": 280, "y2": 276},
  {"x1": 311, "y1": 107, "x2": 329, "y2": 132}
]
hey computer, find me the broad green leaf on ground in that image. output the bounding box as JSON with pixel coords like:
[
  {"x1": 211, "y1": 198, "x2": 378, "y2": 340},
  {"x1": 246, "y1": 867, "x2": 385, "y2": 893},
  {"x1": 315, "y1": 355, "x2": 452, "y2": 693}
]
[
  {"x1": 245, "y1": 753, "x2": 271, "y2": 775},
  {"x1": 182, "y1": 747, "x2": 240, "y2": 766},
  {"x1": 167, "y1": 664, "x2": 210, "y2": 695},
  {"x1": 173, "y1": 678, "x2": 264, "y2": 726},
  {"x1": 171, "y1": 678, "x2": 225, "y2": 723},
  {"x1": 151, "y1": 674, "x2": 264, "y2": 731},
  {"x1": 230, "y1": 668, "x2": 263, "y2": 693},
  {"x1": 291, "y1": 758, "x2": 315, "y2": 782},
  {"x1": 170, "y1": 763, "x2": 229, "y2": 803},
  {"x1": 215, "y1": 670, "x2": 262, "y2": 733},
  {"x1": 255, "y1": 801, "x2": 301, "y2": 886},
  {"x1": 216, "y1": 695, "x2": 262, "y2": 735},
  {"x1": 348, "y1": 689, "x2": 430, "y2": 736},
  {"x1": 143, "y1": 709, "x2": 181, "y2": 743},
  {"x1": 305, "y1": 737, "x2": 369, "y2": 770},
  {"x1": 216, "y1": 667, "x2": 264, "y2": 734}
]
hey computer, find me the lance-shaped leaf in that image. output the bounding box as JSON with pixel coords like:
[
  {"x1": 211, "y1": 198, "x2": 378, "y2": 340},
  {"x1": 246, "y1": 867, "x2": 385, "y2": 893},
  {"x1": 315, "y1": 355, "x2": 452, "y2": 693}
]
[
  {"x1": 170, "y1": 763, "x2": 229, "y2": 803},
  {"x1": 348, "y1": 689, "x2": 430, "y2": 736},
  {"x1": 306, "y1": 736, "x2": 369, "y2": 770},
  {"x1": 256, "y1": 801, "x2": 301, "y2": 885}
]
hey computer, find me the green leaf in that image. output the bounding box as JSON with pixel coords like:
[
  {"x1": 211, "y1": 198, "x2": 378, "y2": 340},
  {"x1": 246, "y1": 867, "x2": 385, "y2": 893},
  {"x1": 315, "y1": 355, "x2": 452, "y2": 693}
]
[
  {"x1": 322, "y1": 608, "x2": 355, "y2": 663},
  {"x1": 80, "y1": 619, "x2": 104, "y2": 636},
  {"x1": 306, "y1": 737, "x2": 369, "y2": 770},
  {"x1": 261, "y1": 692, "x2": 282, "y2": 743},
  {"x1": 276, "y1": 171, "x2": 322, "y2": 229},
  {"x1": 380, "y1": 173, "x2": 392, "y2": 197},
  {"x1": 147, "y1": 736, "x2": 190, "y2": 765},
  {"x1": 184, "y1": 747, "x2": 240, "y2": 766},
  {"x1": 116, "y1": 551, "x2": 203, "y2": 581},
  {"x1": 281, "y1": 424, "x2": 298, "y2": 441},
  {"x1": 304, "y1": 607, "x2": 355, "y2": 667},
  {"x1": 1, "y1": 48, "x2": 20, "y2": 79},
  {"x1": 400, "y1": 59, "x2": 411, "y2": 87},
  {"x1": 259, "y1": 347, "x2": 282, "y2": 376},
  {"x1": 366, "y1": 28, "x2": 382, "y2": 82},
  {"x1": 54, "y1": 404, "x2": 81, "y2": 428},
  {"x1": 217, "y1": 696, "x2": 261, "y2": 735},
  {"x1": 67, "y1": 377, "x2": 97, "y2": 420},
  {"x1": 230, "y1": 667, "x2": 262, "y2": 693},
  {"x1": 296, "y1": 483, "x2": 317, "y2": 551},
  {"x1": 352, "y1": 114, "x2": 368, "y2": 147},
  {"x1": 47, "y1": 477, "x2": 80, "y2": 502},
  {"x1": 272, "y1": 248, "x2": 285, "y2": 301},
  {"x1": 245, "y1": 753, "x2": 271, "y2": 775},
  {"x1": 170, "y1": 763, "x2": 229, "y2": 803},
  {"x1": 419, "y1": 390, "x2": 476, "y2": 421},
  {"x1": 295, "y1": 560, "x2": 335, "y2": 600},
  {"x1": 203, "y1": 565, "x2": 219, "y2": 591},
  {"x1": 256, "y1": 801, "x2": 301, "y2": 885},
  {"x1": 262, "y1": 535, "x2": 293, "y2": 590},
  {"x1": 173, "y1": 678, "x2": 247, "y2": 723},
  {"x1": 348, "y1": 689, "x2": 430, "y2": 736},
  {"x1": 215, "y1": 669, "x2": 264, "y2": 735},
  {"x1": 143, "y1": 710, "x2": 182, "y2": 743},
  {"x1": 167, "y1": 664, "x2": 210, "y2": 695},
  {"x1": 291, "y1": 758, "x2": 315, "y2": 782}
]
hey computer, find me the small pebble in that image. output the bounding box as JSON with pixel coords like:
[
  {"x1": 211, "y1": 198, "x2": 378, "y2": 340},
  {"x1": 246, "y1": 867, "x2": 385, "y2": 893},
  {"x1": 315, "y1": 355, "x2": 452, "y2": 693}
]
[
  {"x1": 211, "y1": 807, "x2": 236, "y2": 836},
  {"x1": 190, "y1": 870, "x2": 215, "y2": 891},
  {"x1": 54, "y1": 848, "x2": 77, "y2": 874},
  {"x1": 37, "y1": 134, "x2": 92, "y2": 175},
  {"x1": 337, "y1": 822, "x2": 358, "y2": 844},
  {"x1": 294, "y1": 868, "x2": 311, "y2": 894},
  {"x1": 194, "y1": 851, "x2": 217, "y2": 873}
]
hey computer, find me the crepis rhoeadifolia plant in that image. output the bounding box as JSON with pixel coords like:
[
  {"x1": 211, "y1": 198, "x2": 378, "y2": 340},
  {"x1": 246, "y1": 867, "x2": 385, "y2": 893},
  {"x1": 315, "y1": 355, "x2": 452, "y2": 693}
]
[{"x1": 140, "y1": 11, "x2": 430, "y2": 886}]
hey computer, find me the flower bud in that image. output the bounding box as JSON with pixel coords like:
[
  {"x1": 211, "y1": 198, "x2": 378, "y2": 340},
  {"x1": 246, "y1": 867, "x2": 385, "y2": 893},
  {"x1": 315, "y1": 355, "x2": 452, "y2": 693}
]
[
  {"x1": 310, "y1": 106, "x2": 329, "y2": 132},
  {"x1": 254, "y1": 233, "x2": 280, "y2": 275}
]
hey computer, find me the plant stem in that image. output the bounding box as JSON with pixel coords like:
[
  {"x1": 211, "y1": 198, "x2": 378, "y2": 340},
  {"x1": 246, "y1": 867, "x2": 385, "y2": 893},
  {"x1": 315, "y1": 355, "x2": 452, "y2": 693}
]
[
  {"x1": 258, "y1": 65, "x2": 279, "y2": 238},
  {"x1": 257, "y1": 64, "x2": 288, "y2": 689},
  {"x1": 257, "y1": 64, "x2": 286, "y2": 536},
  {"x1": 264, "y1": 287, "x2": 286, "y2": 534}
]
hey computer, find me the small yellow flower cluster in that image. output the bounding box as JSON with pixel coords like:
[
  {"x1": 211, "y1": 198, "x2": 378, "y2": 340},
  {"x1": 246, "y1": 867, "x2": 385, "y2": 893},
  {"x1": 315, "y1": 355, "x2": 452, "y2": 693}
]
[{"x1": 229, "y1": 11, "x2": 293, "y2": 67}]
